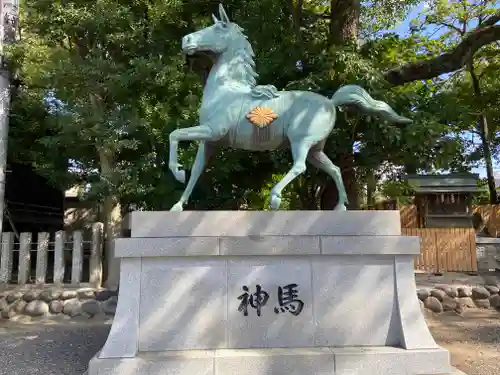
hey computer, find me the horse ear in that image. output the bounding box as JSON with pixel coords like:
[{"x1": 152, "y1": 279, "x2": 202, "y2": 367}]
[
  {"x1": 218, "y1": 4, "x2": 230, "y2": 24},
  {"x1": 212, "y1": 13, "x2": 219, "y2": 24}
]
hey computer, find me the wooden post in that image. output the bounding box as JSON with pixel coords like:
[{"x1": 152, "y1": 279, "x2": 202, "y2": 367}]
[
  {"x1": 18, "y1": 232, "x2": 31, "y2": 285},
  {"x1": 35, "y1": 232, "x2": 49, "y2": 285},
  {"x1": 53, "y1": 231, "x2": 65, "y2": 284},
  {"x1": 89, "y1": 223, "x2": 103, "y2": 288},
  {"x1": 0, "y1": 232, "x2": 13, "y2": 283},
  {"x1": 71, "y1": 231, "x2": 83, "y2": 284}
]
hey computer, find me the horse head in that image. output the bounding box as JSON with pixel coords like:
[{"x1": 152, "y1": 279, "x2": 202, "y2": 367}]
[
  {"x1": 182, "y1": 4, "x2": 258, "y2": 89},
  {"x1": 182, "y1": 4, "x2": 240, "y2": 57}
]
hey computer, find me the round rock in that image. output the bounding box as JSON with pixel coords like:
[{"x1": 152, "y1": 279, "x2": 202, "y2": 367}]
[
  {"x1": 60, "y1": 290, "x2": 77, "y2": 300},
  {"x1": 39, "y1": 289, "x2": 62, "y2": 302},
  {"x1": 445, "y1": 287, "x2": 458, "y2": 298},
  {"x1": 6, "y1": 291, "x2": 23, "y2": 303},
  {"x1": 22, "y1": 290, "x2": 40, "y2": 302},
  {"x1": 102, "y1": 297, "x2": 117, "y2": 315},
  {"x1": 472, "y1": 286, "x2": 490, "y2": 300},
  {"x1": 435, "y1": 285, "x2": 457, "y2": 297},
  {"x1": 456, "y1": 297, "x2": 475, "y2": 308},
  {"x1": 454, "y1": 302, "x2": 465, "y2": 315},
  {"x1": 77, "y1": 288, "x2": 96, "y2": 300},
  {"x1": 417, "y1": 289, "x2": 429, "y2": 301},
  {"x1": 424, "y1": 296, "x2": 443, "y2": 313},
  {"x1": 12, "y1": 299, "x2": 27, "y2": 314},
  {"x1": 62, "y1": 298, "x2": 82, "y2": 317},
  {"x1": 82, "y1": 300, "x2": 101, "y2": 316},
  {"x1": 25, "y1": 300, "x2": 49, "y2": 317},
  {"x1": 441, "y1": 296, "x2": 458, "y2": 312},
  {"x1": 430, "y1": 289, "x2": 446, "y2": 302},
  {"x1": 49, "y1": 300, "x2": 64, "y2": 314},
  {"x1": 474, "y1": 299, "x2": 491, "y2": 309},
  {"x1": 59, "y1": 290, "x2": 78, "y2": 300},
  {"x1": 488, "y1": 294, "x2": 500, "y2": 309},
  {"x1": 95, "y1": 289, "x2": 117, "y2": 301},
  {"x1": 457, "y1": 286, "x2": 472, "y2": 297},
  {"x1": 484, "y1": 285, "x2": 500, "y2": 294},
  {"x1": 0, "y1": 298, "x2": 8, "y2": 311},
  {"x1": 1, "y1": 308, "x2": 15, "y2": 319}
]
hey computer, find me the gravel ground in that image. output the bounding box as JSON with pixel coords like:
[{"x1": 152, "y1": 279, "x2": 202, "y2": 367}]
[
  {"x1": 0, "y1": 319, "x2": 110, "y2": 375},
  {"x1": 425, "y1": 309, "x2": 500, "y2": 375},
  {"x1": 0, "y1": 310, "x2": 498, "y2": 375}
]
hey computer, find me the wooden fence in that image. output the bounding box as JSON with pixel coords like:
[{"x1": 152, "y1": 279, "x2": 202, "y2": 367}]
[
  {"x1": 0, "y1": 223, "x2": 103, "y2": 287},
  {"x1": 365, "y1": 200, "x2": 420, "y2": 228},
  {"x1": 400, "y1": 204, "x2": 420, "y2": 228},
  {"x1": 366, "y1": 199, "x2": 500, "y2": 232},
  {"x1": 403, "y1": 228, "x2": 477, "y2": 273}
]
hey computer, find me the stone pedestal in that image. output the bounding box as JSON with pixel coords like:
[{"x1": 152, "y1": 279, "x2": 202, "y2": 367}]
[{"x1": 87, "y1": 211, "x2": 465, "y2": 375}]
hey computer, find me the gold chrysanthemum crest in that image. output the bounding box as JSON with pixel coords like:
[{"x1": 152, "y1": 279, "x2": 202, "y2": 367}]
[{"x1": 246, "y1": 106, "x2": 278, "y2": 128}]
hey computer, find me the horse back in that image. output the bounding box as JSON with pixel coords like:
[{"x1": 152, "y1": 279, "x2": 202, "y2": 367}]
[{"x1": 226, "y1": 93, "x2": 297, "y2": 151}]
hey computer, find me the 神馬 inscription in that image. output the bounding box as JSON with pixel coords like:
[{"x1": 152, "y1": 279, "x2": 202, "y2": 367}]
[{"x1": 237, "y1": 284, "x2": 304, "y2": 317}]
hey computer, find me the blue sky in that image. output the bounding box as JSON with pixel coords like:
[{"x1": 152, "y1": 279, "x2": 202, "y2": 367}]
[{"x1": 390, "y1": 2, "x2": 496, "y2": 179}]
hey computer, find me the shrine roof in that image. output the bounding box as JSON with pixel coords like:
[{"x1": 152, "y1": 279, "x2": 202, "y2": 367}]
[{"x1": 405, "y1": 173, "x2": 481, "y2": 194}]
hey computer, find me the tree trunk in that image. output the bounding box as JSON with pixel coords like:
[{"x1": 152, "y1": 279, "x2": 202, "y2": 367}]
[
  {"x1": 366, "y1": 169, "x2": 377, "y2": 206},
  {"x1": 329, "y1": 0, "x2": 360, "y2": 45},
  {"x1": 320, "y1": 0, "x2": 361, "y2": 210},
  {"x1": 98, "y1": 148, "x2": 122, "y2": 290},
  {"x1": 468, "y1": 63, "x2": 497, "y2": 204}
]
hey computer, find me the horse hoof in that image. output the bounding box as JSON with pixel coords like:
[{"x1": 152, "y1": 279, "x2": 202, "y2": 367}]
[
  {"x1": 174, "y1": 170, "x2": 186, "y2": 184},
  {"x1": 334, "y1": 203, "x2": 347, "y2": 211},
  {"x1": 270, "y1": 195, "x2": 281, "y2": 210},
  {"x1": 170, "y1": 202, "x2": 184, "y2": 211}
]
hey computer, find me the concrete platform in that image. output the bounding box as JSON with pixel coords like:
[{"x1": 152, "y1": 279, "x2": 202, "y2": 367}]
[{"x1": 88, "y1": 211, "x2": 464, "y2": 375}]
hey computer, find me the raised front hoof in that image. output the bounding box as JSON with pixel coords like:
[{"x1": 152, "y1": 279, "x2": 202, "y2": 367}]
[
  {"x1": 174, "y1": 170, "x2": 186, "y2": 184},
  {"x1": 333, "y1": 203, "x2": 347, "y2": 211},
  {"x1": 269, "y1": 195, "x2": 282, "y2": 210},
  {"x1": 170, "y1": 202, "x2": 184, "y2": 212}
]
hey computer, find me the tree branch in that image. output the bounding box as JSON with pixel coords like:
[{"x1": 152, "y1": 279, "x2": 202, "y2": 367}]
[
  {"x1": 384, "y1": 14, "x2": 500, "y2": 86},
  {"x1": 481, "y1": 12, "x2": 500, "y2": 28},
  {"x1": 432, "y1": 21, "x2": 464, "y2": 35}
]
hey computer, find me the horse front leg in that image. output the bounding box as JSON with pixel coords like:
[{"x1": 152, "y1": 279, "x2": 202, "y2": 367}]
[
  {"x1": 170, "y1": 141, "x2": 216, "y2": 211},
  {"x1": 169, "y1": 125, "x2": 215, "y2": 183}
]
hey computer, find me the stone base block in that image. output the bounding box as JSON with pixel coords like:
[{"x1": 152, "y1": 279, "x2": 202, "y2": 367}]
[
  {"x1": 91, "y1": 211, "x2": 460, "y2": 375},
  {"x1": 88, "y1": 346, "x2": 463, "y2": 375}
]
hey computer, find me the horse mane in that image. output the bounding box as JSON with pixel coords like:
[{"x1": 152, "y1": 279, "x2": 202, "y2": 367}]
[{"x1": 228, "y1": 24, "x2": 280, "y2": 99}]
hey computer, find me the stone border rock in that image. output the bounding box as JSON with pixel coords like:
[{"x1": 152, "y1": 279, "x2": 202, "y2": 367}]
[
  {"x1": 417, "y1": 284, "x2": 500, "y2": 314},
  {"x1": 0, "y1": 287, "x2": 118, "y2": 321}
]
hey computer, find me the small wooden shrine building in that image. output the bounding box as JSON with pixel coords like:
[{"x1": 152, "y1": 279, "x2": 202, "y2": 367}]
[{"x1": 405, "y1": 173, "x2": 481, "y2": 228}]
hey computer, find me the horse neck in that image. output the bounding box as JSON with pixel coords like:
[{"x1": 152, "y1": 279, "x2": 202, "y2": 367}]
[{"x1": 203, "y1": 46, "x2": 255, "y2": 98}]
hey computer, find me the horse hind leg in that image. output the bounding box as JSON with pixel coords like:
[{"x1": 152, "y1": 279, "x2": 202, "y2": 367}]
[
  {"x1": 307, "y1": 146, "x2": 349, "y2": 211},
  {"x1": 269, "y1": 140, "x2": 313, "y2": 210}
]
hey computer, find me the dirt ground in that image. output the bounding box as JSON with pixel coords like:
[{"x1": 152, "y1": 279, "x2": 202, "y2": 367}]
[{"x1": 425, "y1": 309, "x2": 500, "y2": 375}]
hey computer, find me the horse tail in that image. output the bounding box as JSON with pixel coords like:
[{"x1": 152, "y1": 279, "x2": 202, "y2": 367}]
[{"x1": 330, "y1": 85, "x2": 412, "y2": 124}]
